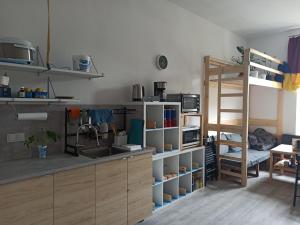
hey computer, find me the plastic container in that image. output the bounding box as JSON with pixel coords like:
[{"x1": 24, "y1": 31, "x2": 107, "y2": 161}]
[
  {"x1": 18, "y1": 87, "x2": 25, "y2": 98},
  {"x1": 38, "y1": 145, "x2": 47, "y2": 159}
]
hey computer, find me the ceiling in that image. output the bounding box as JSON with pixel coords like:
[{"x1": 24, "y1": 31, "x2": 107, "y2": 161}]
[{"x1": 169, "y1": 0, "x2": 300, "y2": 40}]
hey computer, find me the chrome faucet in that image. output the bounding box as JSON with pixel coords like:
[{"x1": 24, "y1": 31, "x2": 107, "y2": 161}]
[{"x1": 76, "y1": 123, "x2": 100, "y2": 147}]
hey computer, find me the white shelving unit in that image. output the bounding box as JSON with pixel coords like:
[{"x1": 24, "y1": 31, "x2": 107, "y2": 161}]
[
  {"x1": 0, "y1": 62, "x2": 104, "y2": 79},
  {"x1": 126, "y1": 102, "x2": 205, "y2": 211}
]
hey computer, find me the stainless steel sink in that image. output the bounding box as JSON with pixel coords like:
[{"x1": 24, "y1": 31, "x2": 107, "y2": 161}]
[{"x1": 79, "y1": 147, "x2": 128, "y2": 159}]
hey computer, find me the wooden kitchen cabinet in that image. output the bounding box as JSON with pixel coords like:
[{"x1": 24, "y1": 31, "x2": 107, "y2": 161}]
[
  {"x1": 127, "y1": 153, "x2": 152, "y2": 225},
  {"x1": 54, "y1": 165, "x2": 95, "y2": 225},
  {"x1": 0, "y1": 175, "x2": 54, "y2": 225},
  {"x1": 96, "y1": 158, "x2": 128, "y2": 225}
]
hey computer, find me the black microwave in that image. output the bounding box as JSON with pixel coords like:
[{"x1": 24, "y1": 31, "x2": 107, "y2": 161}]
[{"x1": 167, "y1": 94, "x2": 200, "y2": 113}]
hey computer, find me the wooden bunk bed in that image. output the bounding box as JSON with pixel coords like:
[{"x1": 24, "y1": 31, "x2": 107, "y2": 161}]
[{"x1": 203, "y1": 48, "x2": 284, "y2": 186}]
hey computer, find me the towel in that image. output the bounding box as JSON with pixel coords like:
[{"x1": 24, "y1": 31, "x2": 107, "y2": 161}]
[
  {"x1": 69, "y1": 107, "x2": 81, "y2": 120},
  {"x1": 128, "y1": 119, "x2": 144, "y2": 145},
  {"x1": 89, "y1": 109, "x2": 113, "y2": 125}
]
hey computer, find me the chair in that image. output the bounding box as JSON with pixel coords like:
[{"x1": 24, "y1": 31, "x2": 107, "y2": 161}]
[{"x1": 293, "y1": 154, "x2": 300, "y2": 207}]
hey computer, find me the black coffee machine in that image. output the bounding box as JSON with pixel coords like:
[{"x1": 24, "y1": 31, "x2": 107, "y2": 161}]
[{"x1": 154, "y1": 81, "x2": 167, "y2": 101}]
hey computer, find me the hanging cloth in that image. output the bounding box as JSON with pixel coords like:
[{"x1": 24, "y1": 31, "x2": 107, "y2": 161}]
[{"x1": 283, "y1": 36, "x2": 300, "y2": 91}]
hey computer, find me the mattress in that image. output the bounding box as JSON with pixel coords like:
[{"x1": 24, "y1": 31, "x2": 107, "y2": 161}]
[{"x1": 221, "y1": 149, "x2": 270, "y2": 168}]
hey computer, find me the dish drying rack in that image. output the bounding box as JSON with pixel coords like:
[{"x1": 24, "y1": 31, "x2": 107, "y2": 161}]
[{"x1": 64, "y1": 107, "x2": 136, "y2": 156}]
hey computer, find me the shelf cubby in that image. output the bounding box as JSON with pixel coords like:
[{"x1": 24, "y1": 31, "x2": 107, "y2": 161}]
[
  {"x1": 153, "y1": 183, "x2": 163, "y2": 210},
  {"x1": 163, "y1": 155, "x2": 179, "y2": 180},
  {"x1": 164, "y1": 104, "x2": 180, "y2": 128},
  {"x1": 164, "y1": 128, "x2": 179, "y2": 151},
  {"x1": 146, "y1": 105, "x2": 164, "y2": 129},
  {"x1": 179, "y1": 173, "x2": 192, "y2": 196},
  {"x1": 192, "y1": 170, "x2": 204, "y2": 191},
  {"x1": 153, "y1": 159, "x2": 163, "y2": 184},
  {"x1": 163, "y1": 177, "x2": 179, "y2": 204},
  {"x1": 192, "y1": 148, "x2": 204, "y2": 171},
  {"x1": 179, "y1": 152, "x2": 192, "y2": 175},
  {"x1": 146, "y1": 129, "x2": 164, "y2": 154}
]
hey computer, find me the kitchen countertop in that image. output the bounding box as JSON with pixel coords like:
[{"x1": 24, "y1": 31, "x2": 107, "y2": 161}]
[{"x1": 0, "y1": 149, "x2": 152, "y2": 185}]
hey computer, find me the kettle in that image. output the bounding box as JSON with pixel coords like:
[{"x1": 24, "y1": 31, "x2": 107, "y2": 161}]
[{"x1": 132, "y1": 84, "x2": 145, "y2": 101}]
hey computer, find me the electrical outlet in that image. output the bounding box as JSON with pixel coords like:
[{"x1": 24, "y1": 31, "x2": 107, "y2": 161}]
[{"x1": 7, "y1": 133, "x2": 25, "y2": 143}]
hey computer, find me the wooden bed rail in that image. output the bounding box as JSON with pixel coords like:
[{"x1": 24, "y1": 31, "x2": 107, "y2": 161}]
[
  {"x1": 208, "y1": 118, "x2": 278, "y2": 130},
  {"x1": 249, "y1": 48, "x2": 283, "y2": 65}
]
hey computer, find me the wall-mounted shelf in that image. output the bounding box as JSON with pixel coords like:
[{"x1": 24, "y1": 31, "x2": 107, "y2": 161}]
[
  {"x1": 0, "y1": 98, "x2": 80, "y2": 104},
  {"x1": 0, "y1": 62, "x2": 104, "y2": 79}
]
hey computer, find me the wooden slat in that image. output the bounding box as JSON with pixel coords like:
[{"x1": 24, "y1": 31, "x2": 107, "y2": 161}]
[
  {"x1": 209, "y1": 65, "x2": 244, "y2": 75},
  {"x1": 209, "y1": 80, "x2": 243, "y2": 90},
  {"x1": 220, "y1": 77, "x2": 244, "y2": 82},
  {"x1": 220, "y1": 109, "x2": 243, "y2": 113},
  {"x1": 203, "y1": 56, "x2": 210, "y2": 137},
  {"x1": 219, "y1": 140, "x2": 243, "y2": 148},
  {"x1": 249, "y1": 77, "x2": 282, "y2": 89},
  {"x1": 250, "y1": 62, "x2": 283, "y2": 75},
  {"x1": 219, "y1": 155, "x2": 242, "y2": 162},
  {"x1": 220, "y1": 93, "x2": 243, "y2": 97},
  {"x1": 208, "y1": 123, "x2": 217, "y2": 131},
  {"x1": 249, "y1": 48, "x2": 283, "y2": 64},
  {"x1": 209, "y1": 57, "x2": 234, "y2": 67},
  {"x1": 209, "y1": 67, "x2": 221, "y2": 76},
  {"x1": 208, "y1": 124, "x2": 243, "y2": 133},
  {"x1": 249, "y1": 118, "x2": 278, "y2": 127},
  {"x1": 220, "y1": 124, "x2": 242, "y2": 133},
  {"x1": 241, "y1": 48, "x2": 250, "y2": 187},
  {"x1": 277, "y1": 90, "x2": 283, "y2": 138},
  {"x1": 220, "y1": 169, "x2": 242, "y2": 178},
  {"x1": 217, "y1": 69, "x2": 222, "y2": 180},
  {"x1": 223, "y1": 65, "x2": 244, "y2": 74}
]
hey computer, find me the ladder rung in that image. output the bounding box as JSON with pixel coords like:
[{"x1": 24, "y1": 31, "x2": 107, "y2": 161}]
[
  {"x1": 219, "y1": 140, "x2": 243, "y2": 148},
  {"x1": 220, "y1": 109, "x2": 243, "y2": 113},
  {"x1": 220, "y1": 169, "x2": 242, "y2": 178},
  {"x1": 219, "y1": 155, "x2": 242, "y2": 162},
  {"x1": 219, "y1": 124, "x2": 242, "y2": 133},
  {"x1": 220, "y1": 77, "x2": 243, "y2": 82},
  {"x1": 220, "y1": 93, "x2": 243, "y2": 97}
]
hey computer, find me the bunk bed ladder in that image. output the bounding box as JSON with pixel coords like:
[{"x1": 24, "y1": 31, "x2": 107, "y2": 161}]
[{"x1": 216, "y1": 49, "x2": 250, "y2": 186}]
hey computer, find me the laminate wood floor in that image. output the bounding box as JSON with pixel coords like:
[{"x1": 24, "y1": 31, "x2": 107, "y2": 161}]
[{"x1": 141, "y1": 172, "x2": 300, "y2": 225}]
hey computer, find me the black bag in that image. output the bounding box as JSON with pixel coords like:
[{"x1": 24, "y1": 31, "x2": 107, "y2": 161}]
[{"x1": 249, "y1": 128, "x2": 277, "y2": 151}]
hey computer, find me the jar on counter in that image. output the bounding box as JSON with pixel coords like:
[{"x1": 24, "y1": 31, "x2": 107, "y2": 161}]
[
  {"x1": 34, "y1": 88, "x2": 43, "y2": 98},
  {"x1": 18, "y1": 87, "x2": 25, "y2": 98},
  {"x1": 42, "y1": 89, "x2": 48, "y2": 99},
  {"x1": 24, "y1": 88, "x2": 33, "y2": 98}
]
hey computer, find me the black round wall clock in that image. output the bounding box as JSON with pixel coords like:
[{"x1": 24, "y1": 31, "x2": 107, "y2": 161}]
[{"x1": 156, "y1": 55, "x2": 168, "y2": 70}]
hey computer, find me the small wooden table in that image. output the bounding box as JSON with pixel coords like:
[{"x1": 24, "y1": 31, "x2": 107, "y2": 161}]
[{"x1": 269, "y1": 144, "x2": 295, "y2": 181}]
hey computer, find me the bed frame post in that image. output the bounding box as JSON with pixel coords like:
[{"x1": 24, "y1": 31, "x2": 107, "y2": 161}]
[
  {"x1": 241, "y1": 49, "x2": 250, "y2": 186},
  {"x1": 276, "y1": 90, "x2": 283, "y2": 141},
  {"x1": 203, "y1": 56, "x2": 210, "y2": 138}
]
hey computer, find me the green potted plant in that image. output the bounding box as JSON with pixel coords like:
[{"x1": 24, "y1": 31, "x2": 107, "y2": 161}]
[
  {"x1": 24, "y1": 129, "x2": 61, "y2": 159},
  {"x1": 231, "y1": 46, "x2": 260, "y2": 77}
]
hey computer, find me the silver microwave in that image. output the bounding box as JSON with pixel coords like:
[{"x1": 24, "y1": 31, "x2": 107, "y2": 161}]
[
  {"x1": 167, "y1": 94, "x2": 200, "y2": 113},
  {"x1": 182, "y1": 127, "x2": 201, "y2": 148}
]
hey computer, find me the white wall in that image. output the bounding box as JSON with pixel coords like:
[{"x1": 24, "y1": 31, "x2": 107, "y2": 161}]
[
  {"x1": 0, "y1": 0, "x2": 246, "y2": 106},
  {"x1": 248, "y1": 30, "x2": 300, "y2": 134}
]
